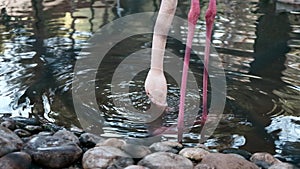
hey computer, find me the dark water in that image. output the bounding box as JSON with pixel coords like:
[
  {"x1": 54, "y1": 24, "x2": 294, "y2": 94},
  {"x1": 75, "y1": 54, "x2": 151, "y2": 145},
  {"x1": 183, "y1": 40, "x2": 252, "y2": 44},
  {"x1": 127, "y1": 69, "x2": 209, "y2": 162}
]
[{"x1": 0, "y1": 0, "x2": 299, "y2": 166}]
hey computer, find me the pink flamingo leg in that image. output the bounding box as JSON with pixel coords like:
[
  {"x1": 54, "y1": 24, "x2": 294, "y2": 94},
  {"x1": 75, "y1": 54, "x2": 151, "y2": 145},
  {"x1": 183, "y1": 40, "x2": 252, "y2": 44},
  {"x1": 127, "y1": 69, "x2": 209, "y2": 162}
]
[
  {"x1": 178, "y1": 0, "x2": 200, "y2": 142},
  {"x1": 202, "y1": 0, "x2": 217, "y2": 123}
]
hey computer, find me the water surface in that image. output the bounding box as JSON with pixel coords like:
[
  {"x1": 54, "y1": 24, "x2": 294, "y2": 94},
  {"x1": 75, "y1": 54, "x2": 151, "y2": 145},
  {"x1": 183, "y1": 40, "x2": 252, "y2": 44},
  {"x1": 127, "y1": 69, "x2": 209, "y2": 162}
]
[{"x1": 0, "y1": 0, "x2": 299, "y2": 166}]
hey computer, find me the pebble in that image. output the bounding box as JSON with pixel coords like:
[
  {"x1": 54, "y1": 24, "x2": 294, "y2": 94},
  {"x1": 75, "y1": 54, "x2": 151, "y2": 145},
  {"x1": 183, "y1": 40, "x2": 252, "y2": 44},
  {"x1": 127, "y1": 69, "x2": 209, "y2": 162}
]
[
  {"x1": 24, "y1": 125, "x2": 43, "y2": 133},
  {"x1": 53, "y1": 129, "x2": 80, "y2": 144},
  {"x1": 124, "y1": 165, "x2": 150, "y2": 169},
  {"x1": 14, "y1": 128, "x2": 32, "y2": 137},
  {"x1": 79, "y1": 132, "x2": 106, "y2": 147},
  {"x1": 268, "y1": 162, "x2": 296, "y2": 169},
  {"x1": 195, "y1": 143, "x2": 209, "y2": 150},
  {"x1": 82, "y1": 145, "x2": 132, "y2": 169},
  {"x1": 1, "y1": 119, "x2": 16, "y2": 130},
  {"x1": 250, "y1": 152, "x2": 281, "y2": 168},
  {"x1": 0, "y1": 116, "x2": 298, "y2": 169},
  {"x1": 11, "y1": 117, "x2": 40, "y2": 126},
  {"x1": 69, "y1": 126, "x2": 85, "y2": 136},
  {"x1": 121, "y1": 144, "x2": 152, "y2": 159},
  {"x1": 42, "y1": 122, "x2": 63, "y2": 132},
  {"x1": 37, "y1": 131, "x2": 53, "y2": 136},
  {"x1": 179, "y1": 147, "x2": 210, "y2": 161},
  {"x1": 138, "y1": 152, "x2": 193, "y2": 169},
  {"x1": 220, "y1": 148, "x2": 252, "y2": 160},
  {"x1": 149, "y1": 141, "x2": 183, "y2": 153},
  {"x1": 194, "y1": 163, "x2": 215, "y2": 169},
  {"x1": 96, "y1": 138, "x2": 127, "y2": 148},
  {"x1": 199, "y1": 153, "x2": 260, "y2": 169},
  {"x1": 0, "y1": 125, "x2": 23, "y2": 157},
  {"x1": 23, "y1": 135, "x2": 82, "y2": 168},
  {"x1": 0, "y1": 152, "x2": 31, "y2": 169}
]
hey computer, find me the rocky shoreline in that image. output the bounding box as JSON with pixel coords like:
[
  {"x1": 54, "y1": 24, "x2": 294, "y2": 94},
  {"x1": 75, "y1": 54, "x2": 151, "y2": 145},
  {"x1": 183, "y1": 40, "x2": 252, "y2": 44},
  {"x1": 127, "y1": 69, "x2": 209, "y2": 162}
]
[{"x1": 0, "y1": 116, "x2": 297, "y2": 169}]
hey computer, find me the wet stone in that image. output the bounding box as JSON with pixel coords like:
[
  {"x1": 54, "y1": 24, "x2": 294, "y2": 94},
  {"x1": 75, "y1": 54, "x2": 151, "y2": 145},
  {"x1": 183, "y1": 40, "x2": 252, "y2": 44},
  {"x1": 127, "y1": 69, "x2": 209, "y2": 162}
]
[
  {"x1": 96, "y1": 138, "x2": 126, "y2": 149},
  {"x1": 11, "y1": 117, "x2": 40, "y2": 126},
  {"x1": 1, "y1": 119, "x2": 16, "y2": 130},
  {"x1": 0, "y1": 152, "x2": 31, "y2": 169},
  {"x1": 108, "y1": 156, "x2": 135, "y2": 169},
  {"x1": 42, "y1": 122, "x2": 63, "y2": 132},
  {"x1": 0, "y1": 125, "x2": 23, "y2": 157},
  {"x1": 69, "y1": 126, "x2": 84, "y2": 136},
  {"x1": 79, "y1": 132, "x2": 106, "y2": 147},
  {"x1": 124, "y1": 165, "x2": 150, "y2": 169},
  {"x1": 228, "y1": 153, "x2": 248, "y2": 160},
  {"x1": 220, "y1": 148, "x2": 252, "y2": 160},
  {"x1": 24, "y1": 125, "x2": 43, "y2": 133},
  {"x1": 268, "y1": 162, "x2": 296, "y2": 169},
  {"x1": 250, "y1": 152, "x2": 281, "y2": 168},
  {"x1": 200, "y1": 153, "x2": 260, "y2": 169},
  {"x1": 23, "y1": 135, "x2": 82, "y2": 168},
  {"x1": 194, "y1": 163, "x2": 214, "y2": 169},
  {"x1": 14, "y1": 129, "x2": 32, "y2": 137},
  {"x1": 138, "y1": 152, "x2": 193, "y2": 169},
  {"x1": 121, "y1": 144, "x2": 152, "y2": 159},
  {"x1": 179, "y1": 147, "x2": 210, "y2": 161},
  {"x1": 82, "y1": 146, "x2": 132, "y2": 169},
  {"x1": 20, "y1": 137, "x2": 33, "y2": 144},
  {"x1": 53, "y1": 129, "x2": 80, "y2": 145},
  {"x1": 195, "y1": 144, "x2": 209, "y2": 150},
  {"x1": 149, "y1": 141, "x2": 183, "y2": 154},
  {"x1": 37, "y1": 131, "x2": 53, "y2": 136}
]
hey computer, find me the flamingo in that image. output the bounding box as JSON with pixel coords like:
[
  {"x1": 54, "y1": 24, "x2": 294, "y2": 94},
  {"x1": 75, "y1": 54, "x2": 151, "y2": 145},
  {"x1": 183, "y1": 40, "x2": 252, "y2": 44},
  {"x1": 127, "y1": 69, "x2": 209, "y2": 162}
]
[{"x1": 145, "y1": 0, "x2": 217, "y2": 142}]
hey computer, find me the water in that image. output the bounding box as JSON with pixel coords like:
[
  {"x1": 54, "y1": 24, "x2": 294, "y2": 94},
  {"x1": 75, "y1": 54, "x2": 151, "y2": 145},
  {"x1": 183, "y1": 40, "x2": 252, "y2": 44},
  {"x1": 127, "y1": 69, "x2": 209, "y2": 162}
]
[{"x1": 0, "y1": 0, "x2": 299, "y2": 166}]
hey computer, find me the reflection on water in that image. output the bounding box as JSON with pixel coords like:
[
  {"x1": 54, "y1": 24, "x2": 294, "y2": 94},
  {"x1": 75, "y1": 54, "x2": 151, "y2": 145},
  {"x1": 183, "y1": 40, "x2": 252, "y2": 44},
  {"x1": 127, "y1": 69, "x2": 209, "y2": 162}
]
[
  {"x1": 0, "y1": 0, "x2": 299, "y2": 166},
  {"x1": 266, "y1": 115, "x2": 300, "y2": 163}
]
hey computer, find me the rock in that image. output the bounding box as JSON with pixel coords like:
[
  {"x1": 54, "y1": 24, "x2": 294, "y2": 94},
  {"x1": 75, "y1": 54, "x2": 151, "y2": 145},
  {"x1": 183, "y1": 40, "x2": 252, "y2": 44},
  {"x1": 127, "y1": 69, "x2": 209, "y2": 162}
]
[
  {"x1": 11, "y1": 117, "x2": 39, "y2": 126},
  {"x1": 79, "y1": 133, "x2": 106, "y2": 147},
  {"x1": 0, "y1": 152, "x2": 31, "y2": 169},
  {"x1": 96, "y1": 138, "x2": 126, "y2": 148},
  {"x1": 124, "y1": 165, "x2": 150, "y2": 169},
  {"x1": 269, "y1": 162, "x2": 296, "y2": 169},
  {"x1": 109, "y1": 156, "x2": 135, "y2": 169},
  {"x1": 20, "y1": 136, "x2": 33, "y2": 144},
  {"x1": 42, "y1": 123, "x2": 63, "y2": 132},
  {"x1": 82, "y1": 146, "x2": 132, "y2": 169},
  {"x1": 23, "y1": 135, "x2": 82, "y2": 168},
  {"x1": 199, "y1": 153, "x2": 260, "y2": 169},
  {"x1": 228, "y1": 153, "x2": 247, "y2": 160},
  {"x1": 194, "y1": 163, "x2": 214, "y2": 169},
  {"x1": 69, "y1": 126, "x2": 84, "y2": 136},
  {"x1": 179, "y1": 147, "x2": 210, "y2": 161},
  {"x1": 0, "y1": 126, "x2": 23, "y2": 157},
  {"x1": 37, "y1": 131, "x2": 53, "y2": 136},
  {"x1": 195, "y1": 144, "x2": 209, "y2": 150},
  {"x1": 121, "y1": 144, "x2": 152, "y2": 159},
  {"x1": 14, "y1": 129, "x2": 32, "y2": 137},
  {"x1": 24, "y1": 125, "x2": 43, "y2": 133},
  {"x1": 149, "y1": 141, "x2": 183, "y2": 154},
  {"x1": 220, "y1": 148, "x2": 252, "y2": 160},
  {"x1": 138, "y1": 152, "x2": 193, "y2": 169},
  {"x1": 68, "y1": 167, "x2": 82, "y2": 169},
  {"x1": 250, "y1": 152, "x2": 281, "y2": 168},
  {"x1": 1, "y1": 119, "x2": 16, "y2": 130},
  {"x1": 53, "y1": 129, "x2": 80, "y2": 145}
]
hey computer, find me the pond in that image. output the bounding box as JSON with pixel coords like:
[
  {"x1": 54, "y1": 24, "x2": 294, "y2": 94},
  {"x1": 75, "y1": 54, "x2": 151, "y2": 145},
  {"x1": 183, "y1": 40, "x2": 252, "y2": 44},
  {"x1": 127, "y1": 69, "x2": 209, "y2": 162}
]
[{"x1": 0, "y1": 0, "x2": 299, "y2": 166}]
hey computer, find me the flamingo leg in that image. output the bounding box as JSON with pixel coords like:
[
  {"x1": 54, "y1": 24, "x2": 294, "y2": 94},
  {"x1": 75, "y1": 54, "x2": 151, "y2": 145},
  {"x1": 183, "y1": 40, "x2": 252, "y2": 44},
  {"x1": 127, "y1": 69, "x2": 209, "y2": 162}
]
[
  {"x1": 202, "y1": 0, "x2": 216, "y2": 123},
  {"x1": 178, "y1": 0, "x2": 200, "y2": 142}
]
